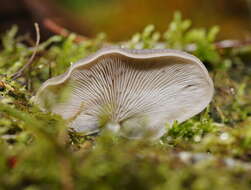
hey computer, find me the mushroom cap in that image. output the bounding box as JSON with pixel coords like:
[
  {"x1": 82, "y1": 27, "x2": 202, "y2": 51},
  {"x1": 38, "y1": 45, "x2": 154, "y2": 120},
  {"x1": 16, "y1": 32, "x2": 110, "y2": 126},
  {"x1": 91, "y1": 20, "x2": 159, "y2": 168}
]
[{"x1": 34, "y1": 47, "x2": 214, "y2": 139}]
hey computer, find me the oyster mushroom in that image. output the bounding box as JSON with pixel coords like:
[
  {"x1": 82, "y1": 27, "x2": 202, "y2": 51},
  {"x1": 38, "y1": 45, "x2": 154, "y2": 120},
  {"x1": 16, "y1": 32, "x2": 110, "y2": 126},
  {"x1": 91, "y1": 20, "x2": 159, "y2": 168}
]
[{"x1": 34, "y1": 47, "x2": 214, "y2": 139}]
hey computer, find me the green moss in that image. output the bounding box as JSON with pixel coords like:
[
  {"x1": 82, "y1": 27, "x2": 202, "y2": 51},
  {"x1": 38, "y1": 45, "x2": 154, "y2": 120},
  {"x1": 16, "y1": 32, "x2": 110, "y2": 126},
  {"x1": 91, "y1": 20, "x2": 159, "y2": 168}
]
[{"x1": 1, "y1": 12, "x2": 251, "y2": 190}]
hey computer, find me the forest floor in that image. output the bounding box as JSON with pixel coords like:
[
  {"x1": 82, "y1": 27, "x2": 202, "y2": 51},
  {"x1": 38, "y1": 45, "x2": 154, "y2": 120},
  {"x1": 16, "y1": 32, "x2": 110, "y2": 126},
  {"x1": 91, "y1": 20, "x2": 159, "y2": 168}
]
[{"x1": 1, "y1": 13, "x2": 251, "y2": 190}]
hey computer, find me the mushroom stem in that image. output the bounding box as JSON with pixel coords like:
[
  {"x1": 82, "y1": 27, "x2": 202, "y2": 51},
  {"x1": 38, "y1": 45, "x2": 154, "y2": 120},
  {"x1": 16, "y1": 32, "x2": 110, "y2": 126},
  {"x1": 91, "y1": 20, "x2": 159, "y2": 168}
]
[{"x1": 105, "y1": 122, "x2": 121, "y2": 134}]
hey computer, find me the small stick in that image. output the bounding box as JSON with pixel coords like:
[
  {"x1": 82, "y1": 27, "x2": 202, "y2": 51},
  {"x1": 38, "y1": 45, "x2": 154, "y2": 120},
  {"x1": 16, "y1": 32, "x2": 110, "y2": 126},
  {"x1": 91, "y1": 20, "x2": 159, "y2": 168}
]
[
  {"x1": 12, "y1": 23, "x2": 41, "y2": 80},
  {"x1": 185, "y1": 39, "x2": 251, "y2": 52},
  {"x1": 214, "y1": 39, "x2": 251, "y2": 49},
  {"x1": 43, "y1": 18, "x2": 89, "y2": 43},
  {"x1": 43, "y1": 18, "x2": 251, "y2": 50}
]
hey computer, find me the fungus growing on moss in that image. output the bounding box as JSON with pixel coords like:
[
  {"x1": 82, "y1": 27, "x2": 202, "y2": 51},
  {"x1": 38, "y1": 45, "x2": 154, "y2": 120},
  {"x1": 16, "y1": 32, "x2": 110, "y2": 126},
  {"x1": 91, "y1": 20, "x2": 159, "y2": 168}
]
[{"x1": 34, "y1": 47, "x2": 214, "y2": 139}]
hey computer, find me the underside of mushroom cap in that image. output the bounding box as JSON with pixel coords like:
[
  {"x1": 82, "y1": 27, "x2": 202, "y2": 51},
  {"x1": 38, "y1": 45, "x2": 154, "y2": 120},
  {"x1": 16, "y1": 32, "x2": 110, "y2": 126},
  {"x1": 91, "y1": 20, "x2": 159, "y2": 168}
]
[{"x1": 34, "y1": 47, "x2": 214, "y2": 139}]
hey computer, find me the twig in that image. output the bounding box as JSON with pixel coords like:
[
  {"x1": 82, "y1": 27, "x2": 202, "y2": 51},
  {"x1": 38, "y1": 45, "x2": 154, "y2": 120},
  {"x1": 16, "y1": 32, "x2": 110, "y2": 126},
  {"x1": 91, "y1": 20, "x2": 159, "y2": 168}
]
[
  {"x1": 12, "y1": 23, "x2": 40, "y2": 80},
  {"x1": 43, "y1": 18, "x2": 251, "y2": 50},
  {"x1": 185, "y1": 39, "x2": 251, "y2": 52},
  {"x1": 43, "y1": 18, "x2": 89, "y2": 43},
  {"x1": 59, "y1": 157, "x2": 75, "y2": 190},
  {"x1": 214, "y1": 39, "x2": 251, "y2": 49}
]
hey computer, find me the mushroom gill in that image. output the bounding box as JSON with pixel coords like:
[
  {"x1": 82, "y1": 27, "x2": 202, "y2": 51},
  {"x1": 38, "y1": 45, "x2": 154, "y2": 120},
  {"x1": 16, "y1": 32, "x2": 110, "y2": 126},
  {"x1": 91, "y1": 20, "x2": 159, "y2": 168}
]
[{"x1": 34, "y1": 47, "x2": 214, "y2": 139}]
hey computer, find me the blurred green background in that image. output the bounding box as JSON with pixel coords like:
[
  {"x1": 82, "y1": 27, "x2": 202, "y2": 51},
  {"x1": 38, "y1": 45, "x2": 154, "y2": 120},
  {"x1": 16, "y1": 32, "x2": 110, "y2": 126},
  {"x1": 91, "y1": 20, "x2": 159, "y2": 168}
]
[{"x1": 1, "y1": 0, "x2": 251, "y2": 41}]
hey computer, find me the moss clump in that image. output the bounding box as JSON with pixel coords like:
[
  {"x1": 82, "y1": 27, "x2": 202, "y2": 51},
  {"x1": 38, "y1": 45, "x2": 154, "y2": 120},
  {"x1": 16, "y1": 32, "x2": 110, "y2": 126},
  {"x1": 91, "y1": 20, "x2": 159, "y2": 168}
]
[{"x1": 1, "y1": 12, "x2": 251, "y2": 190}]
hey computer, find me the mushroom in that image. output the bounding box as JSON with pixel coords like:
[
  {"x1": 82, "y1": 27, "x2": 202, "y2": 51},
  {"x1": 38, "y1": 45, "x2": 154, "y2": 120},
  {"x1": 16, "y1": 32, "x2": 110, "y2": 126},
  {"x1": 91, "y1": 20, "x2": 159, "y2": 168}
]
[{"x1": 34, "y1": 47, "x2": 214, "y2": 139}]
